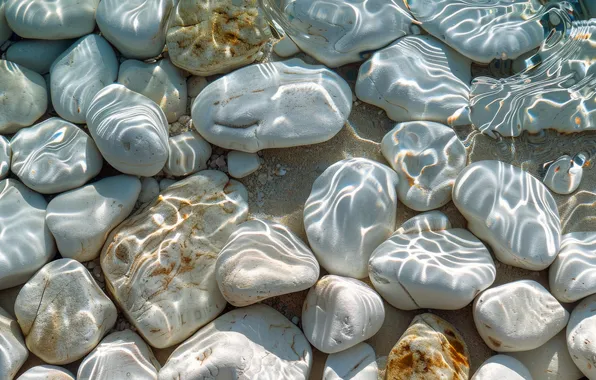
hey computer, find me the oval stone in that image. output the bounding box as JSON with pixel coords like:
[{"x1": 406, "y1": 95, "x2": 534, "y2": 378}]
[
  {"x1": 472, "y1": 355, "x2": 532, "y2": 380},
  {"x1": 543, "y1": 155, "x2": 583, "y2": 195},
  {"x1": 550, "y1": 232, "x2": 596, "y2": 303},
  {"x1": 567, "y1": 294, "x2": 596, "y2": 379},
  {"x1": 395, "y1": 211, "x2": 452, "y2": 235},
  {"x1": 323, "y1": 342, "x2": 377, "y2": 380},
  {"x1": 18, "y1": 365, "x2": 74, "y2": 380},
  {"x1": 0, "y1": 306, "x2": 28, "y2": 379},
  {"x1": 163, "y1": 131, "x2": 212, "y2": 177},
  {"x1": 6, "y1": 39, "x2": 73, "y2": 74},
  {"x1": 0, "y1": 135, "x2": 10, "y2": 180}
]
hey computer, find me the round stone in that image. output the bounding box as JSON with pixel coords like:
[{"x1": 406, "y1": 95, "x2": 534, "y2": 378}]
[
  {"x1": 6, "y1": 39, "x2": 73, "y2": 74},
  {"x1": 543, "y1": 155, "x2": 583, "y2": 195},
  {"x1": 163, "y1": 131, "x2": 212, "y2": 177},
  {"x1": 18, "y1": 365, "x2": 75, "y2": 380},
  {"x1": 395, "y1": 211, "x2": 452, "y2": 235},
  {"x1": 0, "y1": 135, "x2": 10, "y2": 180},
  {"x1": 0, "y1": 306, "x2": 28, "y2": 379},
  {"x1": 567, "y1": 294, "x2": 596, "y2": 379},
  {"x1": 187, "y1": 76, "x2": 208, "y2": 98},
  {"x1": 273, "y1": 36, "x2": 300, "y2": 58},
  {"x1": 138, "y1": 177, "x2": 160, "y2": 204},
  {"x1": 323, "y1": 343, "x2": 377, "y2": 380},
  {"x1": 227, "y1": 151, "x2": 261, "y2": 178},
  {"x1": 472, "y1": 355, "x2": 532, "y2": 380}
]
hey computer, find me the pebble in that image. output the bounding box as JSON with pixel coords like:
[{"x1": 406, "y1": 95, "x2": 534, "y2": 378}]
[
  {"x1": 304, "y1": 158, "x2": 398, "y2": 278},
  {"x1": 159, "y1": 178, "x2": 177, "y2": 191},
  {"x1": 453, "y1": 160, "x2": 561, "y2": 270},
  {"x1": 166, "y1": 0, "x2": 271, "y2": 76},
  {"x1": 0, "y1": 60, "x2": 47, "y2": 134},
  {"x1": 14, "y1": 258, "x2": 117, "y2": 364},
  {"x1": 164, "y1": 131, "x2": 212, "y2": 177},
  {"x1": 381, "y1": 121, "x2": 467, "y2": 211},
  {"x1": 216, "y1": 219, "x2": 319, "y2": 307},
  {"x1": 227, "y1": 150, "x2": 261, "y2": 178},
  {"x1": 187, "y1": 76, "x2": 208, "y2": 98},
  {"x1": 543, "y1": 155, "x2": 583, "y2": 195},
  {"x1": 46, "y1": 175, "x2": 141, "y2": 262},
  {"x1": 473, "y1": 280, "x2": 569, "y2": 352},
  {"x1": 10, "y1": 117, "x2": 103, "y2": 194},
  {"x1": 471, "y1": 355, "x2": 532, "y2": 380},
  {"x1": 118, "y1": 59, "x2": 187, "y2": 123},
  {"x1": 0, "y1": 306, "x2": 28, "y2": 379},
  {"x1": 323, "y1": 342, "x2": 377, "y2": 380},
  {"x1": 77, "y1": 330, "x2": 160, "y2": 380},
  {"x1": 138, "y1": 177, "x2": 160, "y2": 204},
  {"x1": 0, "y1": 1, "x2": 11, "y2": 45},
  {"x1": 0, "y1": 135, "x2": 10, "y2": 180},
  {"x1": 86, "y1": 84, "x2": 169, "y2": 176},
  {"x1": 191, "y1": 59, "x2": 352, "y2": 152},
  {"x1": 395, "y1": 211, "x2": 452, "y2": 235},
  {"x1": 0, "y1": 179, "x2": 56, "y2": 290},
  {"x1": 100, "y1": 171, "x2": 248, "y2": 348},
  {"x1": 369, "y1": 228, "x2": 496, "y2": 310},
  {"x1": 6, "y1": 39, "x2": 73, "y2": 74},
  {"x1": 385, "y1": 313, "x2": 469, "y2": 378},
  {"x1": 18, "y1": 365, "x2": 75, "y2": 380},
  {"x1": 567, "y1": 294, "x2": 596, "y2": 379},
  {"x1": 302, "y1": 275, "x2": 385, "y2": 354},
  {"x1": 273, "y1": 36, "x2": 301, "y2": 57},
  {"x1": 50, "y1": 34, "x2": 118, "y2": 123}
]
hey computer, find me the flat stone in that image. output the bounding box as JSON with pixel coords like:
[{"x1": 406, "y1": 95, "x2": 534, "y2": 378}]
[
  {"x1": 192, "y1": 59, "x2": 352, "y2": 152},
  {"x1": 0, "y1": 1, "x2": 11, "y2": 45},
  {"x1": 472, "y1": 355, "x2": 532, "y2": 380},
  {"x1": 100, "y1": 170, "x2": 248, "y2": 348},
  {"x1": 227, "y1": 151, "x2": 260, "y2": 178},
  {"x1": 96, "y1": 0, "x2": 174, "y2": 59},
  {"x1": 369, "y1": 228, "x2": 496, "y2": 310},
  {"x1": 14, "y1": 258, "x2": 117, "y2": 364},
  {"x1": 0, "y1": 306, "x2": 28, "y2": 379},
  {"x1": 164, "y1": 131, "x2": 212, "y2": 177},
  {"x1": 304, "y1": 158, "x2": 398, "y2": 278},
  {"x1": 10, "y1": 117, "x2": 103, "y2": 194},
  {"x1": 46, "y1": 175, "x2": 141, "y2": 262},
  {"x1": 381, "y1": 121, "x2": 467, "y2": 211},
  {"x1": 323, "y1": 342, "x2": 377, "y2": 380},
  {"x1": 395, "y1": 211, "x2": 451, "y2": 235},
  {"x1": 273, "y1": 36, "x2": 300, "y2": 58},
  {"x1": 0, "y1": 135, "x2": 9, "y2": 180},
  {"x1": 51, "y1": 35, "x2": 118, "y2": 123},
  {"x1": 187, "y1": 76, "x2": 208, "y2": 98},
  {"x1": 216, "y1": 219, "x2": 319, "y2": 307},
  {"x1": 77, "y1": 330, "x2": 160, "y2": 380},
  {"x1": 543, "y1": 155, "x2": 583, "y2": 195},
  {"x1": 138, "y1": 177, "x2": 160, "y2": 204},
  {"x1": 118, "y1": 59, "x2": 187, "y2": 123},
  {"x1": 18, "y1": 365, "x2": 75, "y2": 380},
  {"x1": 6, "y1": 39, "x2": 73, "y2": 74},
  {"x1": 567, "y1": 294, "x2": 596, "y2": 379},
  {"x1": 453, "y1": 160, "x2": 561, "y2": 270},
  {"x1": 166, "y1": 0, "x2": 271, "y2": 76},
  {"x1": 0, "y1": 60, "x2": 47, "y2": 133},
  {"x1": 385, "y1": 313, "x2": 469, "y2": 379},
  {"x1": 159, "y1": 304, "x2": 311, "y2": 379},
  {"x1": 0, "y1": 179, "x2": 56, "y2": 290},
  {"x1": 302, "y1": 275, "x2": 385, "y2": 354},
  {"x1": 86, "y1": 84, "x2": 169, "y2": 176},
  {"x1": 5, "y1": 0, "x2": 99, "y2": 39},
  {"x1": 474, "y1": 280, "x2": 569, "y2": 352},
  {"x1": 356, "y1": 35, "x2": 471, "y2": 125},
  {"x1": 550, "y1": 232, "x2": 596, "y2": 303}
]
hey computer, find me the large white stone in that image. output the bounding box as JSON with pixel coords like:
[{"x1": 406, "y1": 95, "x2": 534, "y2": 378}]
[
  {"x1": 6, "y1": 39, "x2": 73, "y2": 74},
  {"x1": 163, "y1": 131, "x2": 212, "y2": 177},
  {"x1": 323, "y1": 343, "x2": 377, "y2": 380},
  {"x1": 453, "y1": 160, "x2": 561, "y2": 270},
  {"x1": 18, "y1": 365, "x2": 75, "y2": 380},
  {"x1": 395, "y1": 211, "x2": 452, "y2": 235},
  {"x1": 472, "y1": 355, "x2": 532, "y2": 380},
  {"x1": 0, "y1": 306, "x2": 28, "y2": 380},
  {"x1": 0, "y1": 60, "x2": 47, "y2": 134},
  {"x1": 118, "y1": 59, "x2": 187, "y2": 123},
  {"x1": 192, "y1": 59, "x2": 352, "y2": 153},
  {"x1": 474, "y1": 280, "x2": 569, "y2": 352},
  {"x1": 96, "y1": 0, "x2": 174, "y2": 59},
  {"x1": 5, "y1": 0, "x2": 99, "y2": 40},
  {"x1": 302, "y1": 275, "x2": 385, "y2": 354},
  {"x1": 381, "y1": 121, "x2": 467, "y2": 211},
  {"x1": 216, "y1": 219, "x2": 319, "y2": 307},
  {"x1": 304, "y1": 158, "x2": 398, "y2": 278},
  {"x1": 86, "y1": 84, "x2": 169, "y2": 177},
  {"x1": 356, "y1": 35, "x2": 471, "y2": 125},
  {"x1": 14, "y1": 258, "x2": 117, "y2": 364},
  {"x1": 101, "y1": 170, "x2": 248, "y2": 348},
  {"x1": 550, "y1": 232, "x2": 596, "y2": 303},
  {"x1": 227, "y1": 150, "x2": 260, "y2": 178},
  {"x1": 50, "y1": 35, "x2": 118, "y2": 124},
  {"x1": 0, "y1": 0, "x2": 11, "y2": 45},
  {"x1": 369, "y1": 228, "x2": 496, "y2": 310},
  {"x1": 78, "y1": 330, "x2": 160, "y2": 380},
  {"x1": 0, "y1": 135, "x2": 9, "y2": 180},
  {"x1": 543, "y1": 155, "x2": 583, "y2": 195},
  {"x1": 46, "y1": 175, "x2": 141, "y2": 262},
  {"x1": 159, "y1": 304, "x2": 312, "y2": 379},
  {"x1": 10, "y1": 118, "x2": 103, "y2": 194},
  {"x1": 0, "y1": 179, "x2": 55, "y2": 290},
  {"x1": 567, "y1": 294, "x2": 596, "y2": 379}
]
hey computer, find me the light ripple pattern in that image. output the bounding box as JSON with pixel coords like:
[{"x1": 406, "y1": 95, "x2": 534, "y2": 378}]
[
  {"x1": 0, "y1": 306, "x2": 28, "y2": 380},
  {"x1": 396, "y1": 210, "x2": 452, "y2": 235},
  {"x1": 543, "y1": 154, "x2": 583, "y2": 195},
  {"x1": 164, "y1": 131, "x2": 212, "y2": 177},
  {"x1": 17, "y1": 365, "x2": 74, "y2": 380},
  {"x1": 0, "y1": 136, "x2": 10, "y2": 180}
]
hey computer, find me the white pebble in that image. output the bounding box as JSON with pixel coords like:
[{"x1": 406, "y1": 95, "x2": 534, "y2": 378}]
[
  {"x1": 550, "y1": 232, "x2": 596, "y2": 303},
  {"x1": 273, "y1": 36, "x2": 300, "y2": 57},
  {"x1": 543, "y1": 155, "x2": 583, "y2": 195},
  {"x1": 0, "y1": 306, "x2": 28, "y2": 379},
  {"x1": 227, "y1": 151, "x2": 261, "y2": 178},
  {"x1": 471, "y1": 355, "x2": 532, "y2": 380},
  {"x1": 6, "y1": 39, "x2": 73, "y2": 74},
  {"x1": 566, "y1": 294, "x2": 596, "y2": 379},
  {"x1": 395, "y1": 211, "x2": 452, "y2": 235},
  {"x1": 323, "y1": 343, "x2": 377, "y2": 380},
  {"x1": 164, "y1": 131, "x2": 212, "y2": 177},
  {"x1": 0, "y1": 135, "x2": 10, "y2": 180},
  {"x1": 138, "y1": 177, "x2": 160, "y2": 204}
]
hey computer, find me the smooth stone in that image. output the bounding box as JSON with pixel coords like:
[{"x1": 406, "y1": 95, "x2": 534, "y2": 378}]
[
  {"x1": 216, "y1": 219, "x2": 319, "y2": 307},
  {"x1": 51, "y1": 35, "x2": 118, "y2": 123},
  {"x1": 369, "y1": 228, "x2": 496, "y2": 310},
  {"x1": 381, "y1": 121, "x2": 467, "y2": 211},
  {"x1": 356, "y1": 35, "x2": 471, "y2": 125},
  {"x1": 472, "y1": 355, "x2": 532, "y2": 380},
  {"x1": 0, "y1": 0, "x2": 11, "y2": 45},
  {"x1": 0, "y1": 306, "x2": 28, "y2": 380},
  {"x1": 101, "y1": 170, "x2": 248, "y2": 348},
  {"x1": 550, "y1": 232, "x2": 596, "y2": 303},
  {"x1": 78, "y1": 330, "x2": 160, "y2": 380},
  {"x1": 192, "y1": 58, "x2": 352, "y2": 152},
  {"x1": 86, "y1": 84, "x2": 169, "y2": 176},
  {"x1": 273, "y1": 36, "x2": 300, "y2": 57},
  {"x1": 453, "y1": 160, "x2": 561, "y2": 270},
  {"x1": 323, "y1": 343, "x2": 377, "y2": 380},
  {"x1": 18, "y1": 365, "x2": 74, "y2": 380},
  {"x1": 302, "y1": 275, "x2": 385, "y2": 354},
  {"x1": 159, "y1": 178, "x2": 176, "y2": 191},
  {"x1": 46, "y1": 175, "x2": 141, "y2": 262},
  {"x1": 6, "y1": 39, "x2": 73, "y2": 74},
  {"x1": 10, "y1": 118, "x2": 103, "y2": 194},
  {"x1": 304, "y1": 158, "x2": 398, "y2": 278},
  {"x1": 0, "y1": 135, "x2": 9, "y2": 180},
  {"x1": 96, "y1": 0, "x2": 174, "y2": 59},
  {"x1": 187, "y1": 76, "x2": 208, "y2": 98},
  {"x1": 14, "y1": 258, "x2": 117, "y2": 364},
  {"x1": 227, "y1": 151, "x2": 260, "y2": 178},
  {"x1": 385, "y1": 313, "x2": 469, "y2": 378},
  {"x1": 543, "y1": 155, "x2": 583, "y2": 195},
  {"x1": 474, "y1": 280, "x2": 569, "y2": 352},
  {"x1": 395, "y1": 211, "x2": 452, "y2": 235},
  {"x1": 118, "y1": 59, "x2": 187, "y2": 123},
  {"x1": 159, "y1": 304, "x2": 312, "y2": 379},
  {"x1": 138, "y1": 177, "x2": 160, "y2": 204},
  {"x1": 567, "y1": 294, "x2": 596, "y2": 379},
  {"x1": 5, "y1": 0, "x2": 99, "y2": 39},
  {"x1": 163, "y1": 131, "x2": 212, "y2": 177},
  {"x1": 0, "y1": 60, "x2": 47, "y2": 133},
  {"x1": 166, "y1": 0, "x2": 271, "y2": 76},
  {"x1": 0, "y1": 179, "x2": 56, "y2": 290}
]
